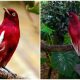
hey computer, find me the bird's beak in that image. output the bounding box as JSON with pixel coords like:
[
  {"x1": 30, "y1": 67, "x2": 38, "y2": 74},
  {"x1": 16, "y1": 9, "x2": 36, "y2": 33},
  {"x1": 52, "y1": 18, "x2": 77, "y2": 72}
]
[{"x1": 3, "y1": 8, "x2": 10, "y2": 15}]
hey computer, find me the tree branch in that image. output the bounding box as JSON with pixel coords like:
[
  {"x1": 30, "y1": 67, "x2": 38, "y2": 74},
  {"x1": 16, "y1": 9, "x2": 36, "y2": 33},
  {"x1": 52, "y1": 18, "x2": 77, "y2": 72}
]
[
  {"x1": 41, "y1": 40, "x2": 74, "y2": 52},
  {"x1": 0, "y1": 68, "x2": 25, "y2": 79}
]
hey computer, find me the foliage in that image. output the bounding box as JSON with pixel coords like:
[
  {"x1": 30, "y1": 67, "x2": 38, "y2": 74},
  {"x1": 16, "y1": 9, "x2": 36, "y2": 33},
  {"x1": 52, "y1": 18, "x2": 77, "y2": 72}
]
[
  {"x1": 41, "y1": 57, "x2": 47, "y2": 64},
  {"x1": 41, "y1": 24, "x2": 55, "y2": 44},
  {"x1": 51, "y1": 51, "x2": 80, "y2": 78},
  {"x1": 24, "y1": 1, "x2": 39, "y2": 14},
  {"x1": 28, "y1": 5, "x2": 39, "y2": 14},
  {"x1": 41, "y1": 1, "x2": 80, "y2": 78},
  {"x1": 64, "y1": 33, "x2": 71, "y2": 44},
  {"x1": 41, "y1": 1, "x2": 80, "y2": 33},
  {"x1": 41, "y1": 1, "x2": 80, "y2": 44},
  {"x1": 24, "y1": 1, "x2": 34, "y2": 7}
]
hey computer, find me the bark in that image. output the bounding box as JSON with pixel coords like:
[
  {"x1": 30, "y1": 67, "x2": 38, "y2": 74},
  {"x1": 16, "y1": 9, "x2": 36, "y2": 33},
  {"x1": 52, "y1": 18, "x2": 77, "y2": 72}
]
[
  {"x1": 0, "y1": 68, "x2": 25, "y2": 79},
  {"x1": 41, "y1": 40, "x2": 74, "y2": 52}
]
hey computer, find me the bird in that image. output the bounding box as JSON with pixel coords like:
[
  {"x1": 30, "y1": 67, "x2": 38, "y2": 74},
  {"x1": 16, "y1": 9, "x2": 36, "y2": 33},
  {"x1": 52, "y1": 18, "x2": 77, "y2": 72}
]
[
  {"x1": 0, "y1": 8, "x2": 20, "y2": 71},
  {"x1": 68, "y1": 12, "x2": 80, "y2": 56}
]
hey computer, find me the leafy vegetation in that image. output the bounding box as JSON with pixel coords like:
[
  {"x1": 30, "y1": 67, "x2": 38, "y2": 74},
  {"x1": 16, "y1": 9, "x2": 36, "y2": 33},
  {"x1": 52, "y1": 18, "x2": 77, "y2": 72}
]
[
  {"x1": 24, "y1": 1, "x2": 39, "y2": 14},
  {"x1": 51, "y1": 51, "x2": 80, "y2": 78},
  {"x1": 41, "y1": 1, "x2": 80, "y2": 78}
]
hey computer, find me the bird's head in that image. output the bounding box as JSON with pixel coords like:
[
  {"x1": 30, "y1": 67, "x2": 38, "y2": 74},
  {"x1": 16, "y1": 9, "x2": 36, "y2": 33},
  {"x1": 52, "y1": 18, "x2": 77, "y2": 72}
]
[
  {"x1": 67, "y1": 12, "x2": 79, "y2": 24},
  {"x1": 3, "y1": 8, "x2": 19, "y2": 25}
]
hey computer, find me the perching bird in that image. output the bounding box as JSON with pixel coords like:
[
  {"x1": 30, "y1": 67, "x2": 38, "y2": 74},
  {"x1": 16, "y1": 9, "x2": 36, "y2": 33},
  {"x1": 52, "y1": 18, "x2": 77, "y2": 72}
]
[
  {"x1": 0, "y1": 8, "x2": 20, "y2": 68},
  {"x1": 68, "y1": 12, "x2": 80, "y2": 56}
]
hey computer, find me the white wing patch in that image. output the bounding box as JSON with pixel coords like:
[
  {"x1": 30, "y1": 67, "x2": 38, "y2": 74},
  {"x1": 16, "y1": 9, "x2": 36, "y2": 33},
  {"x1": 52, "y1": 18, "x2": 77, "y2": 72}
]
[
  {"x1": 0, "y1": 31, "x2": 5, "y2": 44},
  {"x1": 72, "y1": 42, "x2": 79, "y2": 55},
  {"x1": 70, "y1": 37, "x2": 80, "y2": 56},
  {"x1": 68, "y1": 33, "x2": 80, "y2": 56}
]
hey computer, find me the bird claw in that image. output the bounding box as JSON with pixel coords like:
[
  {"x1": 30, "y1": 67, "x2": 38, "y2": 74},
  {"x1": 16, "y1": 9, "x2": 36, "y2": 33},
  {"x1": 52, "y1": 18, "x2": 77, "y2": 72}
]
[{"x1": 10, "y1": 73, "x2": 17, "y2": 78}]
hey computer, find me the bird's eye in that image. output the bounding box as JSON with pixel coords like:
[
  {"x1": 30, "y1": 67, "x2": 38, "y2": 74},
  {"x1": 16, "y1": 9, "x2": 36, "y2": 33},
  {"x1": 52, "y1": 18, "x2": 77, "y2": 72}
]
[{"x1": 12, "y1": 12, "x2": 16, "y2": 16}]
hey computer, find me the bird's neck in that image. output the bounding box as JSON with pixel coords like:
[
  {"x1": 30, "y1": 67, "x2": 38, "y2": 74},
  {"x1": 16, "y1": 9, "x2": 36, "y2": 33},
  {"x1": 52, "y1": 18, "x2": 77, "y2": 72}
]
[
  {"x1": 2, "y1": 17, "x2": 19, "y2": 28},
  {"x1": 69, "y1": 19, "x2": 79, "y2": 26}
]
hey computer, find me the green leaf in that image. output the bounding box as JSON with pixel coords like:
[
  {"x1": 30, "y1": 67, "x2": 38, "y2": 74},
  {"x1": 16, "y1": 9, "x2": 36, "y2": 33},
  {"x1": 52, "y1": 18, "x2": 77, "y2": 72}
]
[
  {"x1": 41, "y1": 23, "x2": 54, "y2": 35},
  {"x1": 41, "y1": 57, "x2": 47, "y2": 64},
  {"x1": 64, "y1": 33, "x2": 71, "y2": 44},
  {"x1": 28, "y1": 5, "x2": 39, "y2": 14},
  {"x1": 51, "y1": 51, "x2": 80, "y2": 77},
  {"x1": 41, "y1": 1, "x2": 48, "y2": 5}
]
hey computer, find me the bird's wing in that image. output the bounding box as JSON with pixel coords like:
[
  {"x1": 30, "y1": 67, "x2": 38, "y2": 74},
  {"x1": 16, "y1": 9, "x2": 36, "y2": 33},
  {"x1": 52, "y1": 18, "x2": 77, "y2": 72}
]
[
  {"x1": 0, "y1": 30, "x2": 6, "y2": 63},
  {"x1": 72, "y1": 39, "x2": 80, "y2": 56},
  {"x1": 69, "y1": 33, "x2": 80, "y2": 56},
  {"x1": 72, "y1": 42, "x2": 78, "y2": 55}
]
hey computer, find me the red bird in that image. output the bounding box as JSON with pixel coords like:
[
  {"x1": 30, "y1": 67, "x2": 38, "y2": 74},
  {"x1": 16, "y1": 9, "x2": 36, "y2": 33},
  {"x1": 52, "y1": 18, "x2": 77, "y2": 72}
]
[
  {"x1": 68, "y1": 12, "x2": 80, "y2": 56},
  {"x1": 0, "y1": 8, "x2": 20, "y2": 68}
]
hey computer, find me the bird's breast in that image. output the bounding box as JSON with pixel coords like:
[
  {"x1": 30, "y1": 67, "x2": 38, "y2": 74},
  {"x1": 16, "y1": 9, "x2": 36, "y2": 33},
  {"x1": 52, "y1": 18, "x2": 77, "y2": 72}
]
[{"x1": 0, "y1": 25, "x2": 20, "y2": 46}]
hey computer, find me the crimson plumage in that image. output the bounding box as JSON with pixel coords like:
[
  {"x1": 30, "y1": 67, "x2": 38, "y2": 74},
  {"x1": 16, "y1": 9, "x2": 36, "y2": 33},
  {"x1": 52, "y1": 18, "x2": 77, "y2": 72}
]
[
  {"x1": 0, "y1": 8, "x2": 20, "y2": 67},
  {"x1": 68, "y1": 12, "x2": 80, "y2": 56}
]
